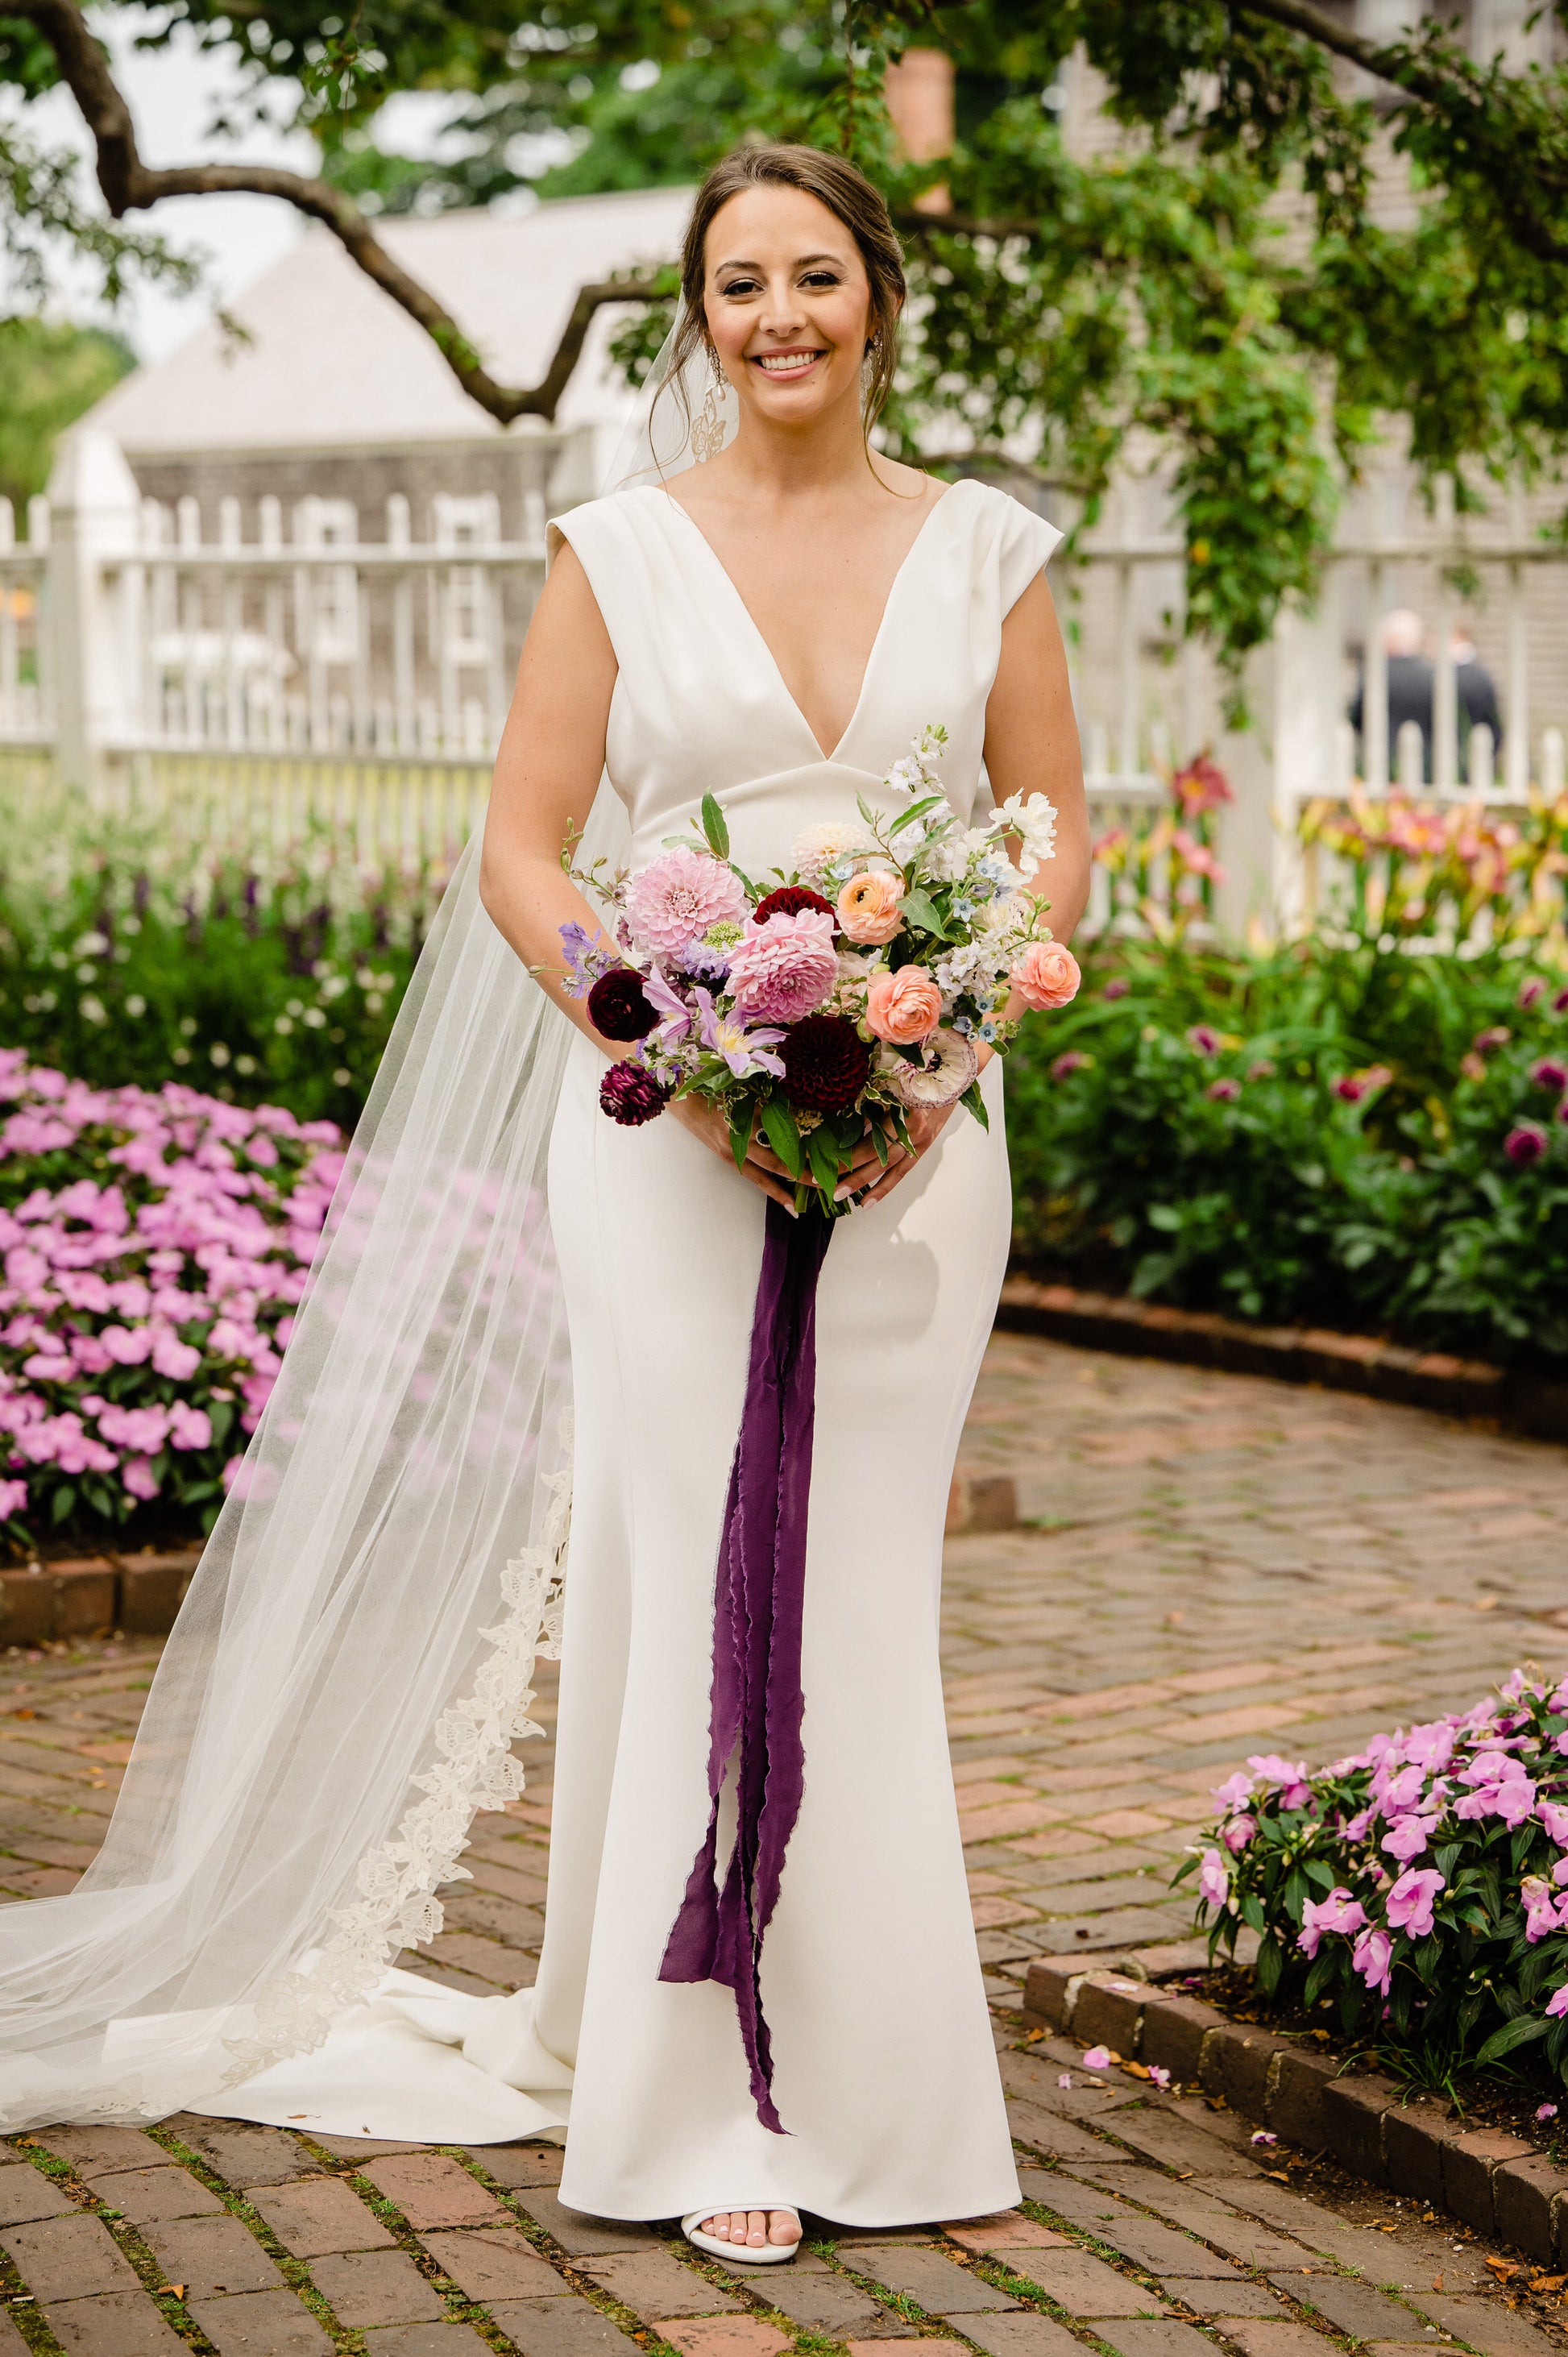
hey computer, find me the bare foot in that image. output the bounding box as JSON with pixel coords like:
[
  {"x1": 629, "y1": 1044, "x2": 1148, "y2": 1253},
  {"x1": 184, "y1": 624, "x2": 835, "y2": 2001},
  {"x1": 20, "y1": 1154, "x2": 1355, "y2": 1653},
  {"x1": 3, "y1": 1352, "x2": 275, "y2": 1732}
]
[{"x1": 700, "y1": 2209, "x2": 801, "y2": 2249}]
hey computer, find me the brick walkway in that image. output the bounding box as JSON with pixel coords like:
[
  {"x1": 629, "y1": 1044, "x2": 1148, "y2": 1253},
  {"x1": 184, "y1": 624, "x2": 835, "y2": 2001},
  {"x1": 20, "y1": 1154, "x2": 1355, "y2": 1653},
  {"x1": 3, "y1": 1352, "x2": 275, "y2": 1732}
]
[{"x1": 5, "y1": 1331, "x2": 1568, "y2": 2357}]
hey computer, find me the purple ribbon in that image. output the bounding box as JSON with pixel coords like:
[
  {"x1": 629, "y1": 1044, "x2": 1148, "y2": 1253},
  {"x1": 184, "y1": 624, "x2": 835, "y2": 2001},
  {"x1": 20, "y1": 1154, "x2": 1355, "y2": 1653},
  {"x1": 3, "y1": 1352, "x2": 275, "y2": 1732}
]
[{"x1": 657, "y1": 1196, "x2": 833, "y2": 2135}]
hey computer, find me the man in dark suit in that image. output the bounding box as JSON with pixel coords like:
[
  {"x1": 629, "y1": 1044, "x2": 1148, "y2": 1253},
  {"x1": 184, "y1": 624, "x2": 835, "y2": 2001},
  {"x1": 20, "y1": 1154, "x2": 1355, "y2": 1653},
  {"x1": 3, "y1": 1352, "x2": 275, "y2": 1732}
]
[{"x1": 1350, "y1": 610, "x2": 1504, "y2": 783}]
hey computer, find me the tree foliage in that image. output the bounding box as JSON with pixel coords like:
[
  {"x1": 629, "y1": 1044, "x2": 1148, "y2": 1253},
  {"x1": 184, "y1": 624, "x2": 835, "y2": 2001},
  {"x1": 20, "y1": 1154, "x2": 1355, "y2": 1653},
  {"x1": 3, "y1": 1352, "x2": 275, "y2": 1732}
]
[
  {"x1": 0, "y1": 314, "x2": 132, "y2": 508},
  {"x1": 2, "y1": 0, "x2": 1568, "y2": 673}
]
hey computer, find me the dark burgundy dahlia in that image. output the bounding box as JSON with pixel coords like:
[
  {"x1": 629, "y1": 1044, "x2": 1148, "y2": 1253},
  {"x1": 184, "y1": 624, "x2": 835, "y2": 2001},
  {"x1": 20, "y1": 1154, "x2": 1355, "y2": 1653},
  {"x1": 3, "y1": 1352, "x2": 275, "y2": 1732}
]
[
  {"x1": 599, "y1": 1060, "x2": 669, "y2": 1127},
  {"x1": 587, "y1": 967, "x2": 657, "y2": 1042},
  {"x1": 754, "y1": 885, "x2": 836, "y2": 925},
  {"x1": 778, "y1": 1014, "x2": 872, "y2": 1114}
]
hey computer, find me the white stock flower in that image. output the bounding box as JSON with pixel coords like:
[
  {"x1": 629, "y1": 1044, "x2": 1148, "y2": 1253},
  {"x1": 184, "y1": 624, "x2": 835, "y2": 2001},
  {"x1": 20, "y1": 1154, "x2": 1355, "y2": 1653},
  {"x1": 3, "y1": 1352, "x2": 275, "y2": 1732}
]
[{"x1": 997, "y1": 791, "x2": 1059, "y2": 878}]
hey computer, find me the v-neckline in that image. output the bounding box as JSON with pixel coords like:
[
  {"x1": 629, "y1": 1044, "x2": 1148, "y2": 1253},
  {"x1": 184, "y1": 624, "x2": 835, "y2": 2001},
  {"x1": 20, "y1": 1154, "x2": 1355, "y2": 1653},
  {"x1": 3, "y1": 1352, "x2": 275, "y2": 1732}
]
[{"x1": 650, "y1": 479, "x2": 960, "y2": 764}]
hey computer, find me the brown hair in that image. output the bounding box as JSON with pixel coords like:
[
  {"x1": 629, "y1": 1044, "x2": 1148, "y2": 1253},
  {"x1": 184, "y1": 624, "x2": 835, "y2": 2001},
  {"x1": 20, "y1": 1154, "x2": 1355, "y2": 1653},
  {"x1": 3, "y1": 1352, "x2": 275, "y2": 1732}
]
[{"x1": 662, "y1": 143, "x2": 906, "y2": 441}]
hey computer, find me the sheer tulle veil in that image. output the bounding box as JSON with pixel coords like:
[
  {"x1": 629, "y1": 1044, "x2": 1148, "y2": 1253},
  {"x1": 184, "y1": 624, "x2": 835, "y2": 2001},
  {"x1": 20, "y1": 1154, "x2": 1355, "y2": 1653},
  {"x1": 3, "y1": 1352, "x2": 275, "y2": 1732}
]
[{"x1": 0, "y1": 306, "x2": 730, "y2": 2129}]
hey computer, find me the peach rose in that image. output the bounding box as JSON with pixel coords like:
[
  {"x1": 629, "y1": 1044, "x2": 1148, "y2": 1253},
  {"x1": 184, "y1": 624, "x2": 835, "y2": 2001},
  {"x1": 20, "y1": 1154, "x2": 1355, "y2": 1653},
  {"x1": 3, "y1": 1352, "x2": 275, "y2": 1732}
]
[
  {"x1": 836, "y1": 869, "x2": 904, "y2": 944},
  {"x1": 865, "y1": 965, "x2": 943, "y2": 1045},
  {"x1": 1012, "y1": 940, "x2": 1081, "y2": 1010}
]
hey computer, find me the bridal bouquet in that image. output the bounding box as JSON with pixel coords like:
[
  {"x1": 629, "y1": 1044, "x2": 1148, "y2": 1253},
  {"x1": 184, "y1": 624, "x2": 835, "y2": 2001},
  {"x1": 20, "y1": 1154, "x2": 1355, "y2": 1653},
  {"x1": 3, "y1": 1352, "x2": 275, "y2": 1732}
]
[{"x1": 559, "y1": 726, "x2": 1079, "y2": 1214}]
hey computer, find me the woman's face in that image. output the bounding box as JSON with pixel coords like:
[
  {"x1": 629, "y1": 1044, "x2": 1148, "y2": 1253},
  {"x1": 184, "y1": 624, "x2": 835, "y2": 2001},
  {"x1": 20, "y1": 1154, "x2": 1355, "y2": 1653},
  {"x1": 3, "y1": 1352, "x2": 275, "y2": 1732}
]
[{"x1": 701, "y1": 184, "x2": 876, "y2": 426}]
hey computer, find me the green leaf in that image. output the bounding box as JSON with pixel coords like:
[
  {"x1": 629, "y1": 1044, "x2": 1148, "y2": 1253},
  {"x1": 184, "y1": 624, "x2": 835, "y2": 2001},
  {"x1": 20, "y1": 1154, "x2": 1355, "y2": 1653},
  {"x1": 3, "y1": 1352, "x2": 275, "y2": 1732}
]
[
  {"x1": 1473, "y1": 2013, "x2": 1551, "y2": 2068},
  {"x1": 898, "y1": 887, "x2": 949, "y2": 940},
  {"x1": 960, "y1": 1079, "x2": 989, "y2": 1131},
  {"x1": 51, "y1": 1483, "x2": 75, "y2": 1525},
  {"x1": 807, "y1": 1128, "x2": 841, "y2": 1197},
  {"x1": 700, "y1": 794, "x2": 730, "y2": 861},
  {"x1": 761, "y1": 1095, "x2": 803, "y2": 1178},
  {"x1": 890, "y1": 795, "x2": 947, "y2": 832},
  {"x1": 728, "y1": 1109, "x2": 750, "y2": 1175}
]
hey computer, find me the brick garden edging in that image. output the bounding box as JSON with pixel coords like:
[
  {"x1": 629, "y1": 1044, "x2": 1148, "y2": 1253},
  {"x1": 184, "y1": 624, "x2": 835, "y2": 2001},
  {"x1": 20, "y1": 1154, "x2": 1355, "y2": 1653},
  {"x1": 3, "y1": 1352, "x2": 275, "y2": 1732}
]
[
  {"x1": 0, "y1": 1550, "x2": 199, "y2": 1645},
  {"x1": 1024, "y1": 1952, "x2": 1568, "y2": 2270},
  {"x1": 998, "y1": 1275, "x2": 1568, "y2": 1439},
  {"x1": 2, "y1": 1473, "x2": 1018, "y2": 1645}
]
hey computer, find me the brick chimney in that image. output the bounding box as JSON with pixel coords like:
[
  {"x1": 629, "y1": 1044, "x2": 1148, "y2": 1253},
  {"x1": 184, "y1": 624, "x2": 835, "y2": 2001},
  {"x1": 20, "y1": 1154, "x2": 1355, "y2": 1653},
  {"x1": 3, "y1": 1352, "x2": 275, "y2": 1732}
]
[{"x1": 884, "y1": 48, "x2": 953, "y2": 214}]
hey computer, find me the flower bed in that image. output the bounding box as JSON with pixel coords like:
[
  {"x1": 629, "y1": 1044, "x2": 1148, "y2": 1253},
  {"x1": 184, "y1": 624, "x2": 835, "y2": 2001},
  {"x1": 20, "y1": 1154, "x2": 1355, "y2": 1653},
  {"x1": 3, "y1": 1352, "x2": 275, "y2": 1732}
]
[
  {"x1": 1184, "y1": 1673, "x2": 1568, "y2": 2093},
  {"x1": 0, "y1": 786, "x2": 439, "y2": 1126},
  {"x1": 1006, "y1": 934, "x2": 1568, "y2": 1365},
  {"x1": 0, "y1": 1052, "x2": 342, "y2": 1549}
]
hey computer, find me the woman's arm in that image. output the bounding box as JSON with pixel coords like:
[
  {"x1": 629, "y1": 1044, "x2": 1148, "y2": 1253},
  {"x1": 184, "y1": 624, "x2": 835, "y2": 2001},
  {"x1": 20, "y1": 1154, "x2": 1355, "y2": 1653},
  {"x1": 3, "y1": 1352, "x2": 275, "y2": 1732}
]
[
  {"x1": 479, "y1": 542, "x2": 624, "y2": 1042},
  {"x1": 861, "y1": 566, "x2": 1089, "y2": 1207},
  {"x1": 479, "y1": 544, "x2": 799, "y2": 1209},
  {"x1": 983, "y1": 568, "x2": 1092, "y2": 950}
]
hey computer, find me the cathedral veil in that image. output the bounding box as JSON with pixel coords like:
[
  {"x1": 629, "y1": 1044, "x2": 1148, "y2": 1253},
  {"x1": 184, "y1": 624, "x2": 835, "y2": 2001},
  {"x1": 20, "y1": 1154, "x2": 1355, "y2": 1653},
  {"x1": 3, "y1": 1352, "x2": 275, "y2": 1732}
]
[{"x1": 0, "y1": 305, "x2": 730, "y2": 2131}]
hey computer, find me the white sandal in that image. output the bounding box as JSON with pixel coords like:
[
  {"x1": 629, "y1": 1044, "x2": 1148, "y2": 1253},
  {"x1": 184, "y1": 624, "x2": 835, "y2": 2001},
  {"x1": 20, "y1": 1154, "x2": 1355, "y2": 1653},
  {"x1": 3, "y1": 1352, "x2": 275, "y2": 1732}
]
[{"x1": 682, "y1": 2206, "x2": 802, "y2": 2264}]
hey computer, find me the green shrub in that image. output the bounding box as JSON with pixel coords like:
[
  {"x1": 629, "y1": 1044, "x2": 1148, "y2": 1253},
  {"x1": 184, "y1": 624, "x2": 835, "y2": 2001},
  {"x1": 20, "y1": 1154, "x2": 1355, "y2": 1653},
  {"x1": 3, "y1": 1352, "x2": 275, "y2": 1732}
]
[
  {"x1": 0, "y1": 793, "x2": 442, "y2": 1127},
  {"x1": 1008, "y1": 936, "x2": 1568, "y2": 1363}
]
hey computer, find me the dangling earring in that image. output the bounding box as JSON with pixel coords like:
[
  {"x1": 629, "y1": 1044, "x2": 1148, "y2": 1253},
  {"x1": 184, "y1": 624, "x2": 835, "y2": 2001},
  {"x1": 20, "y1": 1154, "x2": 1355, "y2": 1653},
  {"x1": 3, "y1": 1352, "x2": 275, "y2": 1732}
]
[{"x1": 691, "y1": 346, "x2": 727, "y2": 464}]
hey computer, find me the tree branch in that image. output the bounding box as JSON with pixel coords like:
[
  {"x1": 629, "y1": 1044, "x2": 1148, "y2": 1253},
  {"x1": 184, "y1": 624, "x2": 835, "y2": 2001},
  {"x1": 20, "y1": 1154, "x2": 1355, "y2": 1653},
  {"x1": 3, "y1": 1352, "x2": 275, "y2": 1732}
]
[
  {"x1": 10, "y1": 0, "x2": 666, "y2": 424},
  {"x1": 1226, "y1": 0, "x2": 1449, "y2": 98},
  {"x1": 1233, "y1": 0, "x2": 1568, "y2": 262}
]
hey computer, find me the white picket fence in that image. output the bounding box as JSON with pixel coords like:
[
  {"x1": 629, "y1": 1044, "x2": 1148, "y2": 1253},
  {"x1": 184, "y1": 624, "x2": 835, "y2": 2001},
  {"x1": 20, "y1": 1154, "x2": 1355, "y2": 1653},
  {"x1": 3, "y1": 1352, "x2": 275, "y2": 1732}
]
[{"x1": 3, "y1": 431, "x2": 1567, "y2": 919}]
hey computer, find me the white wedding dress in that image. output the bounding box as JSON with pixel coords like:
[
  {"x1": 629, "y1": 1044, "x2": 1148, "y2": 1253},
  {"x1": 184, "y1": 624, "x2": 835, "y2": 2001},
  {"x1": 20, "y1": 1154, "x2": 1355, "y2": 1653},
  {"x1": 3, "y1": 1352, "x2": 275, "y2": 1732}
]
[{"x1": 186, "y1": 476, "x2": 1062, "y2": 2223}]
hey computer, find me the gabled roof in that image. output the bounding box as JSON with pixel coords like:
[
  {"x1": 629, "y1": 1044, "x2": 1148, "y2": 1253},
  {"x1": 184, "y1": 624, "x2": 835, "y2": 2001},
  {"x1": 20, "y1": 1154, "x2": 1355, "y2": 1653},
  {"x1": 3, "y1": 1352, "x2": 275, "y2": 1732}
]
[{"x1": 90, "y1": 185, "x2": 692, "y2": 455}]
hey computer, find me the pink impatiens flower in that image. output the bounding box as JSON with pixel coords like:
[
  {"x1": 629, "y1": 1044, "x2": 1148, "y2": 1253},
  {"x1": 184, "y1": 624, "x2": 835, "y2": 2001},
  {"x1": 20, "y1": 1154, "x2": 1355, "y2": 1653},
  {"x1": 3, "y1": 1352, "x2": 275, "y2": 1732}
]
[
  {"x1": 1385, "y1": 1866, "x2": 1444, "y2": 1938},
  {"x1": 1247, "y1": 1754, "x2": 1313, "y2": 1807},
  {"x1": 1298, "y1": 1887, "x2": 1367, "y2": 1958},
  {"x1": 1547, "y1": 1986, "x2": 1568, "y2": 2020},
  {"x1": 1212, "y1": 1771, "x2": 1255, "y2": 1811},
  {"x1": 1081, "y1": 2045, "x2": 1111, "y2": 2070},
  {"x1": 1197, "y1": 1849, "x2": 1230, "y2": 1908},
  {"x1": 1353, "y1": 1924, "x2": 1394, "y2": 1996},
  {"x1": 1223, "y1": 1815, "x2": 1257, "y2": 1853},
  {"x1": 1382, "y1": 1815, "x2": 1439, "y2": 1862}
]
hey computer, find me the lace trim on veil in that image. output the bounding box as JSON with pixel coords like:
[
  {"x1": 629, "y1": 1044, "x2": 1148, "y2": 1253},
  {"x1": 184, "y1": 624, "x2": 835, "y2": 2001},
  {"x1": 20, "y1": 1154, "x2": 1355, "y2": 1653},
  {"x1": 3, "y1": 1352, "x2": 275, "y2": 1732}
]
[{"x1": 219, "y1": 1427, "x2": 571, "y2": 2084}]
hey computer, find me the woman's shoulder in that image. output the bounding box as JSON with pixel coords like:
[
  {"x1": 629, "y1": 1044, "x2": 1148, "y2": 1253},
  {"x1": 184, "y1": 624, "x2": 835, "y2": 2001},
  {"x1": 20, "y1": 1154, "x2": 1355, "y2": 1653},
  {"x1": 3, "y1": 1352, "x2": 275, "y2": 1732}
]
[
  {"x1": 545, "y1": 486, "x2": 666, "y2": 574},
  {"x1": 927, "y1": 478, "x2": 1063, "y2": 610}
]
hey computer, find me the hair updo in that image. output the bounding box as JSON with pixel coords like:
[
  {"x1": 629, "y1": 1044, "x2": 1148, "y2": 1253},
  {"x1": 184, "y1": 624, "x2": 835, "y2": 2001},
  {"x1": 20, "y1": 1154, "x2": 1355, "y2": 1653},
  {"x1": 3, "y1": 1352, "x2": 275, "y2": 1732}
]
[{"x1": 661, "y1": 143, "x2": 906, "y2": 438}]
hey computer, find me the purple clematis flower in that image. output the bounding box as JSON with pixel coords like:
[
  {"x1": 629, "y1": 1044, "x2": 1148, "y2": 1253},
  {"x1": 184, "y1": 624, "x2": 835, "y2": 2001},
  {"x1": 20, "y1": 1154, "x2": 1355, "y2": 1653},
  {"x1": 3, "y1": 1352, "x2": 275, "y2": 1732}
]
[
  {"x1": 694, "y1": 989, "x2": 786, "y2": 1080},
  {"x1": 642, "y1": 964, "x2": 695, "y2": 1048},
  {"x1": 558, "y1": 919, "x2": 617, "y2": 1000}
]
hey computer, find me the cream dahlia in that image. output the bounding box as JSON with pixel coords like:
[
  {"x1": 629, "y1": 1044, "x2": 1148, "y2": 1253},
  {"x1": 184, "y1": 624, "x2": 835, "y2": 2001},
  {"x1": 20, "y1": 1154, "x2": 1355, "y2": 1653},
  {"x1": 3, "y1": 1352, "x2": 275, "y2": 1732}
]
[{"x1": 790, "y1": 820, "x2": 873, "y2": 888}]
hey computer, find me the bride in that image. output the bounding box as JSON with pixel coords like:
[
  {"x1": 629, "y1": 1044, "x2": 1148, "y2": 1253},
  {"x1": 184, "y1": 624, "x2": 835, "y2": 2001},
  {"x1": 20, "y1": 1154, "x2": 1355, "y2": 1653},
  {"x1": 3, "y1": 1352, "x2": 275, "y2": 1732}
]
[{"x1": 0, "y1": 141, "x2": 1088, "y2": 2255}]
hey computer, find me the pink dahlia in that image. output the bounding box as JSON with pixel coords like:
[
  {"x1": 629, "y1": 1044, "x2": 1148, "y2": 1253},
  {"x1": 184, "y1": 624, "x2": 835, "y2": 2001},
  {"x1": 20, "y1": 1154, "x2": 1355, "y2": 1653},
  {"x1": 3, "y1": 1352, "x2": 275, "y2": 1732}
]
[
  {"x1": 725, "y1": 909, "x2": 837, "y2": 1025},
  {"x1": 624, "y1": 847, "x2": 748, "y2": 962}
]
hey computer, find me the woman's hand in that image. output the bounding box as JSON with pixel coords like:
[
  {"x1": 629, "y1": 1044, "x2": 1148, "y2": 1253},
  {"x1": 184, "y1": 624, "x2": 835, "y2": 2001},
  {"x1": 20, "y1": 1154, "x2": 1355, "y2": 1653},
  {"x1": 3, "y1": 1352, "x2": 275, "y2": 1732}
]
[
  {"x1": 668, "y1": 1094, "x2": 888, "y2": 1214},
  {"x1": 857, "y1": 1101, "x2": 958, "y2": 1207}
]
